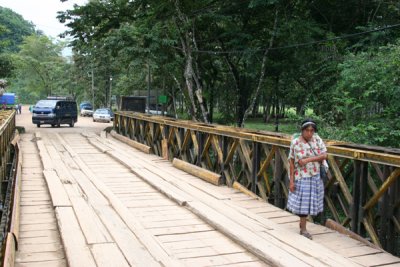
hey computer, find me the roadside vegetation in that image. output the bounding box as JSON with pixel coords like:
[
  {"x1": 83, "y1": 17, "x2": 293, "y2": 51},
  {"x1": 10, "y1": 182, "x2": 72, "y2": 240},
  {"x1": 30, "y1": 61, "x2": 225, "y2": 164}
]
[{"x1": 1, "y1": 2, "x2": 400, "y2": 147}]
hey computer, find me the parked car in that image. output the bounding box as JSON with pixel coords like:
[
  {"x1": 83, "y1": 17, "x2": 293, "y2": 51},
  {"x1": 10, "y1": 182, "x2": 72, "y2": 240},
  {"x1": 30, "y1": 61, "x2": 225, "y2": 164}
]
[
  {"x1": 93, "y1": 108, "x2": 111, "y2": 123},
  {"x1": 105, "y1": 108, "x2": 114, "y2": 121},
  {"x1": 32, "y1": 98, "x2": 77, "y2": 127},
  {"x1": 79, "y1": 101, "x2": 92, "y2": 110},
  {"x1": 80, "y1": 106, "x2": 93, "y2": 117}
]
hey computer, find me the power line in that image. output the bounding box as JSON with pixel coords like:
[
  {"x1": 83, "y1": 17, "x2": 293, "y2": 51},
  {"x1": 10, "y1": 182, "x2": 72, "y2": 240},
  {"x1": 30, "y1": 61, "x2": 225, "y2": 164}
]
[{"x1": 177, "y1": 23, "x2": 400, "y2": 55}]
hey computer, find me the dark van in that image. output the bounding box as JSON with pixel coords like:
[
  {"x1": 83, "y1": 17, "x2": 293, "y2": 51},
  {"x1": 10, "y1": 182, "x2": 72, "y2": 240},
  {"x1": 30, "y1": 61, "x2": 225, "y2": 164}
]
[{"x1": 32, "y1": 99, "x2": 78, "y2": 127}]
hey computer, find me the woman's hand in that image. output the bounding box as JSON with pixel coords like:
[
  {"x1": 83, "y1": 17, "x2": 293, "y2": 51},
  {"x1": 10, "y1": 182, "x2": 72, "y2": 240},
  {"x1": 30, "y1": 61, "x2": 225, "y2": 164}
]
[
  {"x1": 290, "y1": 180, "x2": 295, "y2": 192},
  {"x1": 298, "y1": 158, "x2": 309, "y2": 166}
]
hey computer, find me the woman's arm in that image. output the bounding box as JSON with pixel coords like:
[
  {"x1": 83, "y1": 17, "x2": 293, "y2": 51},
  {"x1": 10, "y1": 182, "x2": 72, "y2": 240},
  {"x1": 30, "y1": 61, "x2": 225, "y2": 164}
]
[
  {"x1": 298, "y1": 153, "x2": 327, "y2": 166},
  {"x1": 289, "y1": 158, "x2": 295, "y2": 192}
]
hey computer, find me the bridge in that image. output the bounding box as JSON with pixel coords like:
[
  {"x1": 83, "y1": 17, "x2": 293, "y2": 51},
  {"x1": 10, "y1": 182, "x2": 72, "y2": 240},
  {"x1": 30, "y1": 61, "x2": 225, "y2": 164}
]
[{"x1": 0, "y1": 108, "x2": 399, "y2": 266}]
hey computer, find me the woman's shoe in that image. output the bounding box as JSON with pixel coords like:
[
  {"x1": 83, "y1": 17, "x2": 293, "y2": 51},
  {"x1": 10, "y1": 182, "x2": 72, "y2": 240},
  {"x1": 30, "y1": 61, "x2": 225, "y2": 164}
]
[{"x1": 300, "y1": 230, "x2": 313, "y2": 240}]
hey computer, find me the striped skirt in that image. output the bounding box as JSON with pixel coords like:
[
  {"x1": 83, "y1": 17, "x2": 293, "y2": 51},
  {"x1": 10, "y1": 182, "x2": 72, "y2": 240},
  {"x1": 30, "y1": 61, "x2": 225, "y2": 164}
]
[{"x1": 287, "y1": 175, "x2": 324, "y2": 216}]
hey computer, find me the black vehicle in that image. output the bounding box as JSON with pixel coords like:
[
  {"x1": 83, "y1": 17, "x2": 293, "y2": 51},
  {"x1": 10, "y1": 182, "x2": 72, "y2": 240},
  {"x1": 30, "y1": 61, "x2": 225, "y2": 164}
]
[{"x1": 32, "y1": 99, "x2": 78, "y2": 127}]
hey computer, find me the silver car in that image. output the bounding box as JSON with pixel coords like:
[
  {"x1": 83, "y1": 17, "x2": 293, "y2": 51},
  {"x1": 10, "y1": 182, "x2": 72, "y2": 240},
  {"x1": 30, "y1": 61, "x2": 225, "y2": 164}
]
[
  {"x1": 93, "y1": 109, "x2": 111, "y2": 123},
  {"x1": 80, "y1": 107, "x2": 93, "y2": 117}
]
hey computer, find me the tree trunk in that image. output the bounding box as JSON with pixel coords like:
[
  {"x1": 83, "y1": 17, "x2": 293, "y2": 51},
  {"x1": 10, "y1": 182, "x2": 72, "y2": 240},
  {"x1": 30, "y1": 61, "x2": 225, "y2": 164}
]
[
  {"x1": 209, "y1": 84, "x2": 214, "y2": 124},
  {"x1": 173, "y1": 74, "x2": 194, "y2": 118},
  {"x1": 174, "y1": 1, "x2": 209, "y2": 123},
  {"x1": 241, "y1": 9, "x2": 279, "y2": 127}
]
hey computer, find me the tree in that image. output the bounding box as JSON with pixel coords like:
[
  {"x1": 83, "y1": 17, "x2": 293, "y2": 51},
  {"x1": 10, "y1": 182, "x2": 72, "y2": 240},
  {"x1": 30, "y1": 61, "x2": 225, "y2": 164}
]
[
  {"x1": 330, "y1": 44, "x2": 400, "y2": 147},
  {"x1": 0, "y1": 7, "x2": 35, "y2": 52},
  {"x1": 11, "y1": 35, "x2": 71, "y2": 101},
  {"x1": 0, "y1": 7, "x2": 35, "y2": 78}
]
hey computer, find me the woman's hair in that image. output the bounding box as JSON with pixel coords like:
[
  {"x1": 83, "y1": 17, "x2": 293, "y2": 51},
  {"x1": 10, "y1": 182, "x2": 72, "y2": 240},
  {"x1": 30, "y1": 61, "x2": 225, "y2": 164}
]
[{"x1": 301, "y1": 118, "x2": 317, "y2": 132}]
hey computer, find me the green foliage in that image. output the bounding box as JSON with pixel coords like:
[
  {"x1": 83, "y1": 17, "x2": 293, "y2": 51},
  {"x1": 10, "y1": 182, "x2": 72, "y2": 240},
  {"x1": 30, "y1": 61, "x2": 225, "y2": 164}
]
[
  {"x1": 0, "y1": 6, "x2": 35, "y2": 79},
  {"x1": 56, "y1": 0, "x2": 400, "y2": 148},
  {"x1": 8, "y1": 35, "x2": 73, "y2": 103},
  {"x1": 325, "y1": 43, "x2": 400, "y2": 147},
  {"x1": 0, "y1": 7, "x2": 35, "y2": 52}
]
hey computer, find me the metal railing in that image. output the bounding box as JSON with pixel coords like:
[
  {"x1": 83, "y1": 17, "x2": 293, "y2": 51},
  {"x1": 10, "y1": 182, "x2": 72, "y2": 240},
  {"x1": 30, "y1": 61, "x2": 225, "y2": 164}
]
[{"x1": 114, "y1": 111, "x2": 400, "y2": 255}]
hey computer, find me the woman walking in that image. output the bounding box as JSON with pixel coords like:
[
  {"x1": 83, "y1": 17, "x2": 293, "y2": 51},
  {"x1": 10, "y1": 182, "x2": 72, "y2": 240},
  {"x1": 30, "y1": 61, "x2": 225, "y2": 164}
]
[{"x1": 287, "y1": 118, "x2": 327, "y2": 239}]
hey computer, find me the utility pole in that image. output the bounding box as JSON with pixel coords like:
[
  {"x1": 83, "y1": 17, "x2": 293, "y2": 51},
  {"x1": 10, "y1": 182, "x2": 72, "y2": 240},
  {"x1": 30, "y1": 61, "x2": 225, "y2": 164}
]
[
  {"x1": 147, "y1": 63, "x2": 151, "y2": 114},
  {"x1": 91, "y1": 68, "x2": 95, "y2": 109},
  {"x1": 109, "y1": 76, "x2": 113, "y2": 109}
]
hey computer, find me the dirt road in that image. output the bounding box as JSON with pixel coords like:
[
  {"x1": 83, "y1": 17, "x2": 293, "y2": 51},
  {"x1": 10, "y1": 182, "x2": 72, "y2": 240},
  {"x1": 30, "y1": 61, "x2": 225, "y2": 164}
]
[{"x1": 16, "y1": 105, "x2": 112, "y2": 134}]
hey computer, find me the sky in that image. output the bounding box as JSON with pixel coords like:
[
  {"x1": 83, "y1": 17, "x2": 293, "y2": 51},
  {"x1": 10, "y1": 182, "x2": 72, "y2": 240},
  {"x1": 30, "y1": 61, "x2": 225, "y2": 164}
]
[{"x1": 0, "y1": 0, "x2": 87, "y2": 39}]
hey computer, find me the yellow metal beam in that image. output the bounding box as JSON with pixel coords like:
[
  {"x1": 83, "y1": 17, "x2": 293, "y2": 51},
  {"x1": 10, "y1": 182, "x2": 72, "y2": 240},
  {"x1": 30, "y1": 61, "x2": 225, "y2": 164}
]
[
  {"x1": 115, "y1": 112, "x2": 400, "y2": 167},
  {"x1": 363, "y1": 168, "x2": 400, "y2": 211}
]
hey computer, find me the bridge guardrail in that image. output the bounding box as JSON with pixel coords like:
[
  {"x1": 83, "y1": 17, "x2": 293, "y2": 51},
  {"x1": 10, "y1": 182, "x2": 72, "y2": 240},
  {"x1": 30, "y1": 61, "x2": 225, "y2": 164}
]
[
  {"x1": 0, "y1": 110, "x2": 19, "y2": 266},
  {"x1": 114, "y1": 111, "x2": 400, "y2": 255}
]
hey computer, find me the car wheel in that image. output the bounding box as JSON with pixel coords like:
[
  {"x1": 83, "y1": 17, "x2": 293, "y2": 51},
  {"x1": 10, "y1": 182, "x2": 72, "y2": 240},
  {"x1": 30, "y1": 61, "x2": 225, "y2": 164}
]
[
  {"x1": 70, "y1": 119, "x2": 75, "y2": 127},
  {"x1": 37, "y1": 124, "x2": 40, "y2": 128},
  {"x1": 51, "y1": 124, "x2": 55, "y2": 127}
]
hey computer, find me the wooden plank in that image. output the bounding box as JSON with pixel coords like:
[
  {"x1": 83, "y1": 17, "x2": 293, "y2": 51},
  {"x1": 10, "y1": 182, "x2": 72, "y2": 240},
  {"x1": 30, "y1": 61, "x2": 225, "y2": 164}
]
[
  {"x1": 18, "y1": 236, "x2": 61, "y2": 245},
  {"x1": 221, "y1": 199, "x2": 362, "y2": 267},
  {"x1": 186, "y1": 201, "x2": 310, "y2": 267},
  {"x1": 91, "y1": 243, "x2": 130, "y2": 267},
  {"x1": 138, "y1": 213, "x2": 198, "y2": 222},
  {"x1": 312, "y1": 232, "x2": 364, "y2": 250},
  {"x1": 42, "y1": 171, "x2": 71, "y2": 207},
  {"x1": 232, "y1": 181, "x2": 259, "y2": 199},
  {"x1": 144, "y1": 218, "x2": 205, "y2": 229},
  {"x1": 19, "y1": 215, "x2": 56, "y2": 224},
  {"x1": 130, "y1": 168, "x2": 191, "y2": 206},
  {"x1": 350, "y1": 253, "x2": 400, "y2": 266},
  {"x1": 63, "y1": 151, "x2": 176, "y2": 266},
  {"x1": 157, "y1": 231, "x2": 222, "y2": 243},
  {"x1": 164, "y1": 238, "x2": 246, "y2": 252},
  {"x1": 19, "y1": 230, "x2": 59, "y2": 239},
  {"x1": 150, "y1": 224, "x2": 213, "y2": 236},
  {"x1": 15, "y1": 259, "x2": 67, "y2": 267},
  {"x1": 172, "y1": 158, "x2": 222, "y2": 185},
  {"x1": 36, "y1": 140, "x2": 54, "y2": 171},
  {"x1": 110, "y1": 130, "x2": 151, "y2": 153},
  {"x1": 337, "y1": 246, "x2": 382, "y2": 258},
  {"x1": 18, "y1": 243, "x2": 63, "y2": 253},
  {"x1": 93, "y1": 207, "x2": 162, "y2": 267},
  {"x1": 128, "y1": 158, "x2": 229, "y2": 200},
  {"x1": 325, "y1": 218, "x2": 381, "y2": 250},
  {"x1": 19, "y1": 223, "x2": 58, "y2": 232},
  {"x1": 19, "y1": 205, "x2": 53, "y2": 214},
  {"x1": 269, "y1": 216, "x2": 299, "y2": 224},
  {"x1": 63, "y1": 183, "x2": 113, "y2": 244},
  {"x1": 55, "y1": 207, "x2": 97, "y2": 267},
  {"x1": 259, "y1": 210, "x2": 294, "y2": 219},
  {"x1": 3, "y1": 233, "x2": 16, "y2": 267},
  {"x1": 15, "y1": 251, "x2": 65, "y2": 262},
  {"x1": 181, "y1": 253, "x2": 261, "y2": 266}
]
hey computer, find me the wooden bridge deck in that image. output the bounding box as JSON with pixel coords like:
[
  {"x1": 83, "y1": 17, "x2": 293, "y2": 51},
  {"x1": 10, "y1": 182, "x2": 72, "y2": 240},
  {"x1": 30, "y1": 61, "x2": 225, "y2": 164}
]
[{"x1": 14, "y1": 130, "x2": 400, "y2": 267}]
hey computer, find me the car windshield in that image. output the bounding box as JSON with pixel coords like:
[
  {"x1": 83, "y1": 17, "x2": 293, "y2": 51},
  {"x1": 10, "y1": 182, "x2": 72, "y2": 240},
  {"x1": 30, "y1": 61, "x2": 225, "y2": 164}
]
[
  {"x1": 95, "y1": 109, "x2": 108, "y2": 114},
  {"x1": 35, "y1": 100, "x2": 57, "y2": 108}
]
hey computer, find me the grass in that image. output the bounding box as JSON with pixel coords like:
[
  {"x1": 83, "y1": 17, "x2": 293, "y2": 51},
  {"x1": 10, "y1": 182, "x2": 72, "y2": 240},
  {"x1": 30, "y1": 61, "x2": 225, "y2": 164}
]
[
  {"x1": 242, "y1": 118, "x2": 298, "y2": 134},
  {"x1": 175, "y1": 111, "x2": 300, "y2": 135}
]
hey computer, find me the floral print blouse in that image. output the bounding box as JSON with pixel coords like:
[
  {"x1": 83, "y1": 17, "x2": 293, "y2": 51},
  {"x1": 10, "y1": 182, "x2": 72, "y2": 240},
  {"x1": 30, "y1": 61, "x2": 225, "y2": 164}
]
[{"x1": 288, "y1": 134, "x2": 327, "y2": 180}]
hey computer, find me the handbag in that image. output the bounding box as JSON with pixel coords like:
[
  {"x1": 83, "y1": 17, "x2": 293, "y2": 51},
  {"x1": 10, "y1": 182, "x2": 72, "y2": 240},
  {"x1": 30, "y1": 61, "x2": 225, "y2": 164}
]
[
  {"x1": 319, "y1": 164, "x2": 328, "y2": 184},
  {"x1": 307, "y1": 141, "x2": 328, "y2": 184}
]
